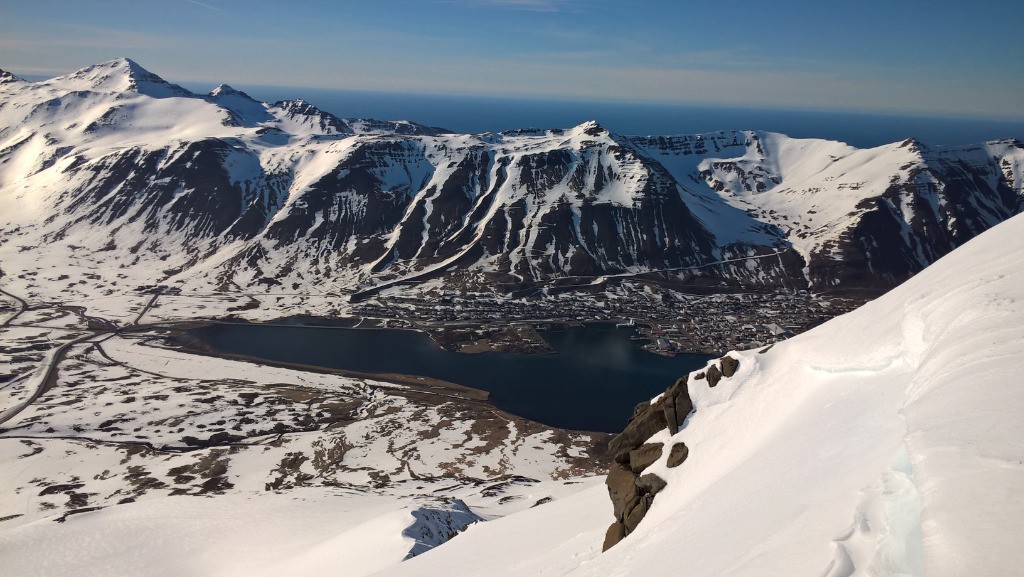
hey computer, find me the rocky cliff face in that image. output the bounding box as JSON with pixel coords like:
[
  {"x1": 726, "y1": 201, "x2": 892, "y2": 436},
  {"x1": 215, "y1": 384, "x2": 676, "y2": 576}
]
[
  {"x1": 602, "y1": 354, "x2": 740, "y2": 550},
  {"x1": 2, "y1": 59, "x2": 1023, "y2": 299}
]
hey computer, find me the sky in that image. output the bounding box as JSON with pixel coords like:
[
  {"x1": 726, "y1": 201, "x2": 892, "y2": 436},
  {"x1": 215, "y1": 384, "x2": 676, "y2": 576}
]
[{"x1": 1, "y1": 0, "x2": 1022, "y2": 120}]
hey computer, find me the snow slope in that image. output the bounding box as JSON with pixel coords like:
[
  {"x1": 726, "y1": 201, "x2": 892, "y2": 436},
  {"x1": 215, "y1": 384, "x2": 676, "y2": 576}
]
[
  {"x1": 375, "y1": 212, "x2": 1024, "y2": 577},
  {"x1": 0, "y1": 492, "x2": 480, "y2": 577}
]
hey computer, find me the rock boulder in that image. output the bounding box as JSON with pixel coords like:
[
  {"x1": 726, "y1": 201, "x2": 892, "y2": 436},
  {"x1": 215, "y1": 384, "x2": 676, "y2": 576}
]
[
  {"x1": 662, "y1": 376, "x2": 694, "y2": 434},
  {"x1": 628, "y1": 443, "x2": 664, "y2": 473},
  {"x1": 636, "y1": 473, "x2": 667, "y2": 495},
  {"x1": 602, "y1": 521, "x2": 626, "y2": 550},
  {"x1": 666, "y1": 442, "x2": 689, "y2": 468},
  {"x1": 706, "y1": 364, "x2": 722, "y2": 388},
  {"x1": 721, "y1": 355, "x2": 740, "y2": 377},
  {"x1": 623, "y1": 493, "x2": 653, "y2": 533},
  {"x1": 606, "y1": 462, "x2": 640, "y2": 518}
]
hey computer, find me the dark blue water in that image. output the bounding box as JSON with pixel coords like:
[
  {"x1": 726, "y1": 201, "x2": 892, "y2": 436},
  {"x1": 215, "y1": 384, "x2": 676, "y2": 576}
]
[
  {"x1": 192, "y1": 83, "x2": 1024, "y2": 149},
  {"x1": 184, "y1": 323, "x2": 712, "y2": 432}
]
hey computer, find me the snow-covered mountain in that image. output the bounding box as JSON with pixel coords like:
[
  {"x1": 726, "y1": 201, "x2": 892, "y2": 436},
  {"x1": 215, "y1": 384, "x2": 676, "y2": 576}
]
[{"x1": 2, "y1": 58, "x2": 1022, "y2": 302}]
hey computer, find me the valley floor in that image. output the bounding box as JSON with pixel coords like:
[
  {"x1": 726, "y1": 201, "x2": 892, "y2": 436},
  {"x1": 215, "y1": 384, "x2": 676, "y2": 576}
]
[{"x1": 0, "y1": 286, "x2": 610, "y2": 576}]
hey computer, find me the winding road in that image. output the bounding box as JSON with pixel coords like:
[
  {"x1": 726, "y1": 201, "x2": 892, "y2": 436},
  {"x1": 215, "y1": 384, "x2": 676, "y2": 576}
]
[
  {"x1": 0, "y1": 286, "x2": 27, "y2": 327},
  {"x1": 0, "y1": 285, "x2": 101, "y2": 427},
  {"x1": 0, "y1": 331, "x2": 97, "y2": 427}
]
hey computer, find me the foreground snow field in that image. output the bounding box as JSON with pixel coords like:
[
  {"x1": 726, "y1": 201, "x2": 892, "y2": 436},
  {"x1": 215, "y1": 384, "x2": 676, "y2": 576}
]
[{"x1": 376, "y1": 213, "x2": 1024, "y2": 576}]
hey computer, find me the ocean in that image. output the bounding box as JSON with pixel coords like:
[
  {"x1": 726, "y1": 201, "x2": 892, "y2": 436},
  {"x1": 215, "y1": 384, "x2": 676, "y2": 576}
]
[{"x1": 218, "y1": 84, "x2": 1024, "y2": 149}]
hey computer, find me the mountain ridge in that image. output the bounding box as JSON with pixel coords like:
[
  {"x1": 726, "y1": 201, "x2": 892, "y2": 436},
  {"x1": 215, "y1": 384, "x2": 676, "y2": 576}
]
[{"x1": 1, "y1": 58, "x2": 1022, "y2": 305}]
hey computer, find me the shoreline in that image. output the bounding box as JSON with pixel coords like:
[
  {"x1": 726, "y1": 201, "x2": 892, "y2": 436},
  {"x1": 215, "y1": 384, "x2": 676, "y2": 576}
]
[
  {"x1": 161, "y1": 333, "x2": 616, "y2": 440},
  {"x1": 165, "y1": 333, "x2": 492, "y2": 403}
]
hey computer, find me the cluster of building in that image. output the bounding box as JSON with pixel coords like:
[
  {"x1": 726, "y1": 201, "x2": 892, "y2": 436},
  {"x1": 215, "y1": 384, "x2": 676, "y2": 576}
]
[
  {"x1": 351, "y1": 282, "x2": 866, "y2": 356},
  {"x1": 634, "y1": 292, "x2": 862, "y2": 354}
]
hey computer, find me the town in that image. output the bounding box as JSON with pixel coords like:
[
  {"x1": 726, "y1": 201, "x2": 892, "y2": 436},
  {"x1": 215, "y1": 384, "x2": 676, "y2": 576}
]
[{"x1": 351, "y1": 282, "x2": 867, "y2": 356}]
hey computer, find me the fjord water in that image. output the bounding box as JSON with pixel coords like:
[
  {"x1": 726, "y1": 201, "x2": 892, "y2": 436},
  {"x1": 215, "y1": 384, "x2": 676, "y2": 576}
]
[{"x1": 185, "y1": 324, "x2": 713, "y2": 432}]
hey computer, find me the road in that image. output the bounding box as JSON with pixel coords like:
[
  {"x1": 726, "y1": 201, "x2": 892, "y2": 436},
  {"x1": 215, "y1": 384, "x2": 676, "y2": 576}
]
[
  {"x1": 131, "y1": 291, "x2": 161, "y2": 326},
  {"x1": 0, "y1": 332, "x2": 97, "y2": 427},
  {"x1": 0, "y1": 286, "x2": 28, "y2": 327},
  {"x1": 0, "y1": 285, "x2": 107, "y2": 428}
]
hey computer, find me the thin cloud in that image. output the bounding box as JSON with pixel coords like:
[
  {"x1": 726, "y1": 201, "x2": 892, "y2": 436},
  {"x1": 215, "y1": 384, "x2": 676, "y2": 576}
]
[
  {"x1": 447, "y1": 0, "x2": 580, "y2": 12},
  {"x1": 181, "y1": 0, "x2": 225, "y2": 12}
]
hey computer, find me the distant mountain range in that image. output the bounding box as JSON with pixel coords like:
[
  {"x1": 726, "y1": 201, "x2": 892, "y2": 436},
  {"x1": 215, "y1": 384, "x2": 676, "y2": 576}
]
[{"x1": 2, "y1": 58, "x2": 1022, "y2": 297}]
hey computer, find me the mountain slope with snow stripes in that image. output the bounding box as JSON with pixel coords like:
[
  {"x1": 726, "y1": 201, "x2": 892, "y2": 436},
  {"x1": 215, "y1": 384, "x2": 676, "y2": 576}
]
[{"x1": 2, "y1": 58, "x2": 1022, "y2": 304}]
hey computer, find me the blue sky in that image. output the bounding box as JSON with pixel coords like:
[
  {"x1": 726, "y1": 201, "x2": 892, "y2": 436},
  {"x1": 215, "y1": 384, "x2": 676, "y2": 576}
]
[{"x1": 2, "y1": 0, "x2": 1022, "y2": 119}]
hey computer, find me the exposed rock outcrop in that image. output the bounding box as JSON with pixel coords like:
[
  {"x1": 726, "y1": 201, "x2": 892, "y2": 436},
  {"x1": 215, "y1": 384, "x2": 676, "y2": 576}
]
[
  {"x1": 602, "y1": 355, "x2": 741, "y2": 550},
  {"x1": 603, "y1": 375, "x2": 695, "y2": 551},
  {"x1": 629, "y1": 443, "x2": 664, "y2": 473},
  {"x1": 608, "y1": 402, "x2": 668, "y2": 462}
]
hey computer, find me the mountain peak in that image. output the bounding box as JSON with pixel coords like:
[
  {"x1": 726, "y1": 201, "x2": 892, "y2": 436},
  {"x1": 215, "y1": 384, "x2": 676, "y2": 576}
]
[
  {"x1": 0, "y1": 68, "x2": 24, "y2": 84},
  {"x1": 274, "y1": 98, "x2": 316, "y2": 112},
  {"x1": 112, "y1": 56, "x2": 144, "y2": 71},
  {"x1": 206, "y1": 84, "x2": 273, "y2": 125},
  {"x1": 897, "y1": 137, "x2": 928, "y2": 153},
  {"x1": 57, "y1": 57, "x2": 194, "y2": 99},
  {"x1": 573, "y1": 119, "x2": 608, "y2": 137},
  {"x1": 270, "y1": 99, "x2": 354, "y2": 135},
  {"x1": 207, "y1": 83, "x2": 262, "y2": 105},
  {"x1": 209, "y1": 83, "x2": 243, "y2": 97}
]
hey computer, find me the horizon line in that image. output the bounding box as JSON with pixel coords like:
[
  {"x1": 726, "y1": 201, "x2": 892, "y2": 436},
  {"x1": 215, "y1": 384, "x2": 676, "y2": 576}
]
[{"x1": 10, "y1": 69, "x2": 1024, "y2": 126}]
